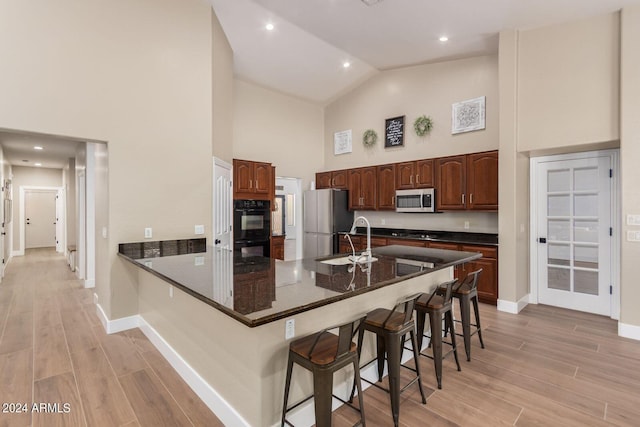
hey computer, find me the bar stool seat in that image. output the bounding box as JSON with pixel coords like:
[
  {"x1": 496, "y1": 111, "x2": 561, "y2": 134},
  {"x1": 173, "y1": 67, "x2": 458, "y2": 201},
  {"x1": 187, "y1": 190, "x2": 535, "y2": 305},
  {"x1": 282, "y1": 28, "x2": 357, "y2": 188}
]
[
  {"x1": 443, "y1": 269, "x2": 486, "y2": 362},
  {"x1": 281, "y1": 317, "x2": 366, "y2": 427},
  {"x1": 415, "y1": 279, "x2": 461, "y2": 389},
  {"x1": 351, "y1": 294, "x2": 427, "y2": 427}
]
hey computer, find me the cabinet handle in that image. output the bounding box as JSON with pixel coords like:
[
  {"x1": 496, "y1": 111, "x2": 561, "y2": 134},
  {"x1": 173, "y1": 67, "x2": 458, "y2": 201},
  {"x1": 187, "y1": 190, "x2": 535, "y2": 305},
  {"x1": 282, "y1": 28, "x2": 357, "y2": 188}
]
[
  {"x1": 249, "y1": 180, "x2": 252, "y2": 189},
  {"x1": 392, "y1": 196, "x2": 395, "y2": 206},
  {"x1": 416, "y1": 174, "x2": 420, "y2": 184},
  {"x1": 462, "y1": 193, "x2": 465, "y2": 205},
  {"x1": 470, "y1": 194, "x2": 473, "y2": 204},
  {"x1": 410, "y1": 175, "x2": 413, "y2": 184},
  {"x1": 331, "y1": 177, "x2": 335, "y2": 186}
]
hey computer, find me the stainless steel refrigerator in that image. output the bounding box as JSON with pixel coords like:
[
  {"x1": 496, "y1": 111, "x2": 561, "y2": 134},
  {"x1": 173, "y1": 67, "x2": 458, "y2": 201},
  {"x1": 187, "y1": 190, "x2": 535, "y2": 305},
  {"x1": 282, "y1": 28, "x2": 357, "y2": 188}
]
[{"x1": 303, "y1": 189, "x2": 353, "y2": 259}]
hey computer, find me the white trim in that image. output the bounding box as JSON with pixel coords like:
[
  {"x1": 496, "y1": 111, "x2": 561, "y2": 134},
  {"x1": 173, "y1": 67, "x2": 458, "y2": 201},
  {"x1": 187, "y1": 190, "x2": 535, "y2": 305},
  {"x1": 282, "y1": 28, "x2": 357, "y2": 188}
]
[
  {"x1": 19, "y1": 186, "x2": 64, "y2": 254},
  {"x1": 95, "y1": 303, "x2": 140, "y2": 334},
  {"x1": 93, "y1": 292, "x2": 98, "y2": 304},
  {"x1": 497, "y1": 294, "x2": 530, "y2": 314},
  {"x1": 84, "y1": 278, "x2": 95, "y2": 288},
  {"x1": 12, "y1": 250, "x2": 24, "y2": 257},
  {"x1": 618, "y1": 322, "x2": 640, "y2": 341},
  {"x1": 138, "y1": 316, "x2": 252, "y2": 427}
]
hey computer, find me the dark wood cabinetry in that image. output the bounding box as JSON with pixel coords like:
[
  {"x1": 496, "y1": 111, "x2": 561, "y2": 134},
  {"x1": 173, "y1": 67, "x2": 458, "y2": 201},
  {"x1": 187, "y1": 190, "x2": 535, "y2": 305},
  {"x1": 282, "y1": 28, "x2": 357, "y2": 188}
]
[
  {"x1": 396, "y1": 159, "x2": 434, "y2": 189},
  {"x1": 316, "y1": 170, "x2": 348, "y2": 190},
  {"x1": 386, "y1": 238, "x2": 426, "y2": 248},
  {"x1": 348, "y1": 167, "x2": 377, "y2": 210},
  {"x1": 435, "y1": 151, "x2": 498, "y2": 211},
  {"x1": 233, "y1": 159, "x2": 273, "y2": 201},
  {"x1": 233, "y1": 262, "x2": 276, "y2": 314},
  {"x1": 377, "y1": 164, "x2": 396, "y2": 210},
  {"x1": 271, "y1": 235, "x2": 285, "y2": 260}
]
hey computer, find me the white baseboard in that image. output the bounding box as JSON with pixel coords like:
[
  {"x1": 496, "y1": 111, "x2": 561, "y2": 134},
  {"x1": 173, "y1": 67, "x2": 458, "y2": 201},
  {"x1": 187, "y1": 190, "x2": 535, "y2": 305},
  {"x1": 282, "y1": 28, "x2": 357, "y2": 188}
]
[
  {"x1": 93, "y1": 293, "x2": 98, "y2": 305},
  {"x1": 618, "y1": 322, "x2": 640, "y2": 341},
  {"x1": 138, "y1": 316, "x2": 252, "y2": 427},
  {"x1": 12, "y1": 250, "x2": 24, "y2": 257},
  {"x1": 497, "y1": 294, "x2": 530, "y2": 314},
  {"x1": 95, "y1": 303, "x2": 140, "y2": 334},
  {"x1": 84, "y1": 278, "x2": 95, "y2": 288}
]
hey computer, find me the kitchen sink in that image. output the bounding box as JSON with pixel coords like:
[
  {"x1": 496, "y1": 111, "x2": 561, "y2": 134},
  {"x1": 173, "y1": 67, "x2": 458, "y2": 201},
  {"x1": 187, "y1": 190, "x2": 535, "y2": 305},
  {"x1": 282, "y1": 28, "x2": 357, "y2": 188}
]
[{"x1": 319, "y1": 255, "x2": 378, "y2": 265}]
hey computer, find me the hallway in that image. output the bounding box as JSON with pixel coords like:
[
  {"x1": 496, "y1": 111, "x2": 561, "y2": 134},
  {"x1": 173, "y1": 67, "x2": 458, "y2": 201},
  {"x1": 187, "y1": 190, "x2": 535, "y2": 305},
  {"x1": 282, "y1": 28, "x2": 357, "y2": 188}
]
[{"x1": 0, "y1": 249, "x2": 223, "y2": 427}]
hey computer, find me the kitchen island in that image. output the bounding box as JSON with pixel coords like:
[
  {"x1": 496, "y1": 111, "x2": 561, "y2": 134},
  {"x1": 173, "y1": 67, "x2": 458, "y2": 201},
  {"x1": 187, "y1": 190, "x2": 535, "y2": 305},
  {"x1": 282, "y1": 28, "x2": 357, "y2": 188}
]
[{"x1": 118, "y1": 239, "x2": 481, "y2": 426}]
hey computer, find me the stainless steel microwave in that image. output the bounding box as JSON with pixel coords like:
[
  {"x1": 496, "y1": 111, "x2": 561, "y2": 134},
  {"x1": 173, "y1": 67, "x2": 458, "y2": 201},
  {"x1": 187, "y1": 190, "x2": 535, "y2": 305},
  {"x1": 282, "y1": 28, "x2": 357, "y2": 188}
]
[{"x1": 395, "y1": 188, "x2": 435, "y2": 212}]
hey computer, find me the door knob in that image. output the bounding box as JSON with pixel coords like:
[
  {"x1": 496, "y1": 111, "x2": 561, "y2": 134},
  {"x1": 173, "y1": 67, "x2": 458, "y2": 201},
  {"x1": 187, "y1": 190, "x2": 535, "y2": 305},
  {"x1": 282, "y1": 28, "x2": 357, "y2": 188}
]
[
  {"x1": 538, "y1": 237, "x2": 547, "y2": 243},
  {"x1": 214, "y1": 239, "x2": 221, "y2": 244}
]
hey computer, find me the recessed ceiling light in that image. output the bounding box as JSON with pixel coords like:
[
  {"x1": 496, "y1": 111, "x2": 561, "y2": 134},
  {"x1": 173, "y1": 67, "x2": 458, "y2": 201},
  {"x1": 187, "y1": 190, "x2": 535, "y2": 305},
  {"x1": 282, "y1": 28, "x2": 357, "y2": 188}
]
[
  {"x1": 34, "y1": 146, "x2": 43, "y2": 150},
  {"x1": 343, "y1": 61, "x2": 351, "y2": 68},
  {"x1": 265, "y1": 23, "x2": 274, "y2": 31},
  {"x1": 439, "y1": 36, "x2": 449, "y2": 42},
  {"x1": 35, "y1": 163, "x2": 42, "y2": 167}
]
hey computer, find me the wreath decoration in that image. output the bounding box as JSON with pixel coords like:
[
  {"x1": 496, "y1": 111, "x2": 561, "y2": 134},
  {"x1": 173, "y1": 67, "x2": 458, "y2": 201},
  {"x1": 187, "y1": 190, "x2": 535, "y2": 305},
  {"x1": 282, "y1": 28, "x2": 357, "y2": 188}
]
[
  {"x1": 413, "y1": 115, "x2": 434, "y2": 137},
  {"x1": 362, "y1": 129, "x2": 378, "y2": 147}
]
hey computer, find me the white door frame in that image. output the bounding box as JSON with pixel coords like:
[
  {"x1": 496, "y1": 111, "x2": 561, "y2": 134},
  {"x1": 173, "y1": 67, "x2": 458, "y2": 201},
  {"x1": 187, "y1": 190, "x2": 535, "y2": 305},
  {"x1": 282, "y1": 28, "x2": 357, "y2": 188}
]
[
  {"x1": 19, "y1": 186, "x2": 65, "y2": 255},
  {"x1": 530, "y1": 149, "x2": 620, "y2": 319},
  {"x1": 212, "y1": 157, "x2": 233, "y2": 251}
]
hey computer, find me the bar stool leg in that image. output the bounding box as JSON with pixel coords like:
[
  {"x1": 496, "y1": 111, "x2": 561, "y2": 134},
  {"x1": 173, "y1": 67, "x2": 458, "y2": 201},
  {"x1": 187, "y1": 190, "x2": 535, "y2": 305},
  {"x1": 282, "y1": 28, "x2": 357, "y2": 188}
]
[
  {"x1": 352, "y1": 357, "x2": 366, "y2": 427},
  {"x1": 376, "y1": 335, "x2": 386, "y2": 382},
  {"x1": 446, "y1": 311, "x2": 461, "y2": 371},
  {"x1": 472, "y1": 295, "x2": 485, "y2": 349},
  {"x1": 350, "y1": 328, "x2": 366, "y2": 403},
  {"x1": 429, "y1": 311, "x2": 444, "y2": 389},
  {"x1": 385, "y1": 332, "x2": 402, "y2": 427},
  {"x1": 459, "y1": 297, "x2": 472, "y2": 361},
  {"x1": 281, "y1": 356, "x2": 294, "y2": 427},
  {"x1": 409, "y1": 329, "x2": 427, "y2": 404},
  {"x1": 312, "y1": 366, "x2": 334, "y2": 427},
  {"x1": 415, "y1": 310, "x2": 426, "y2": 351}
]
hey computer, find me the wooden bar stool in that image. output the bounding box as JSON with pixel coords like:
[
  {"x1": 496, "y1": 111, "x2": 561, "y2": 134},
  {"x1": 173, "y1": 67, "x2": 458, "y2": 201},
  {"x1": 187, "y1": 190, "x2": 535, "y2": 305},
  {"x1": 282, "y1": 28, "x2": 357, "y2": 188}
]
[
  {"x1": 415, "y1": 279, "x2": 461, "y2": 389},
  {"x1": 350, "y1": 294, "x2": 427, "y2": 427},
  {"x1": 281, "y1": 317, "x2": 366, "y2": 427},
  {"x1": 451, "y1": 268, "x2": 485, "y2": 361}
]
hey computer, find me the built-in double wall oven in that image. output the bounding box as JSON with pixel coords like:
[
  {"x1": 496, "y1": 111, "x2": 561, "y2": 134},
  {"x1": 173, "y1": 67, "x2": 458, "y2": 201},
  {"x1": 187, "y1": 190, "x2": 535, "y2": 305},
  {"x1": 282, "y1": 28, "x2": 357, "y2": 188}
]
[{"x1": 233, "y1": 199, "x2": 271, "y2": 258}]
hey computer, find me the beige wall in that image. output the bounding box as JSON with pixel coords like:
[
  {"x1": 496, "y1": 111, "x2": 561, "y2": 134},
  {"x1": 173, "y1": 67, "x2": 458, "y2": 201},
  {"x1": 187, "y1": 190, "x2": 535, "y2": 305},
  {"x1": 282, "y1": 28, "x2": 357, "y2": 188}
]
[
  {"x1": 323, "y1": 55, "x2": 499, "y2": 171},
  {"x1": 620, "y1": 6, "x2": 640, "y2": 327},
  {"x1": 0, "y1": 0, "x2": 214, "y2": 319},
  {"x1": 64, "y1": 158, "x2": 76, "y2": 249},
  {"x1": 517, "y1": 13, "x2": 620, "y2": 152},
  {"x1": 233, "y1": 79, "x2": 325, "y2": 190},
  {"x1": 11, "y1": 166, "x2": 63, "y2": 252},
  {"x1": 212, "y1": 10, "x2": 234, "y2": 163}
]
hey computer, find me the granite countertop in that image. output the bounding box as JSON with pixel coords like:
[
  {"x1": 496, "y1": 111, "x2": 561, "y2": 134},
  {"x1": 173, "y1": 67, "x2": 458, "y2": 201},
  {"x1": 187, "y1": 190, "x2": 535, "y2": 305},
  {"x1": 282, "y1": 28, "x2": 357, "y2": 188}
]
[
  {"x1": 118, "y1": 239, "x2": 481, "y2": 327},
  {"x1": 347, "y1": 227, "x2": 499, "y2": 246}
]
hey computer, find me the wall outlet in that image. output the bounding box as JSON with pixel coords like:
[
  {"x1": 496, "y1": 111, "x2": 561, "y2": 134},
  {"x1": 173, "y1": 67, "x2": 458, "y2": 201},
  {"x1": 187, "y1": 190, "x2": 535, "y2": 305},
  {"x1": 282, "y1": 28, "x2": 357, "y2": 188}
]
[
  {"x1": 194, "y1": 256, "x2": 205, "y2": 266},
  {"x1": 195, "y1": 225, "x2": 205, "y2": 235},
  {"x1": 144, "y1": 227, "x2": 152, "y2": 238},
  {"x1": 169, "y1": 285, "x2": 174, "y2": 298},
  {"x1": 285, "y1": 318, "x2": 295, "y2": 339},
  {"x1": 464, "y1": 221, "x2": 470, "y2": 229},
  {"x1": 627, "y1": 231, "x2": 640, "y2": 242},
  {"x1": 381, "y1": 218, "x2": 386, "y2": 225},
  {"x1": 102, "y1": 227, "x2": 108, "y2": 238}
]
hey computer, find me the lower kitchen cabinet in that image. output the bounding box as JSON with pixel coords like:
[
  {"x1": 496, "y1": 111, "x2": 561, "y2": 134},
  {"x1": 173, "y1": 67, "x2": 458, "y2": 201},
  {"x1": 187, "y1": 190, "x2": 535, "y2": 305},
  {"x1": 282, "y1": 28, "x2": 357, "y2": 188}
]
[
  {"x1": 271, "y1": 235, "x2": 285, "y2": 260},
  {"x1": 386, "y1": 238, "x2": 426, "y2": 248},
  {"x1": 233, "y1": 265, "x2": 276, "y2": 314}
]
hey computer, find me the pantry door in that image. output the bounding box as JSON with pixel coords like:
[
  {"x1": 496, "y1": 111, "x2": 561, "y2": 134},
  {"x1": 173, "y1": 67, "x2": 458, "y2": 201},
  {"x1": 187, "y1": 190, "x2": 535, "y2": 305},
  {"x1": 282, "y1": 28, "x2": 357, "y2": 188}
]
[
  {"x1": 25, "y1": 190, "x2": 57, "y2": 249},
  {"x1": 533, "y1": 151, "x2": 617, "y2": 316}
]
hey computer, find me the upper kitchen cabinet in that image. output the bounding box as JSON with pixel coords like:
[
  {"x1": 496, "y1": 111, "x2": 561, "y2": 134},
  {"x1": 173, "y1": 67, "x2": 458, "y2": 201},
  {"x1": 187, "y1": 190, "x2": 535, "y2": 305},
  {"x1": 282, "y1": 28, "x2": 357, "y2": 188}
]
[
  {"x1": 436, "y1": 155, "x2": 467, "y2": 210},
  {"x1": 377, "y1": 164, "x2": 396, "y2": 210},
  {"x1": 316, "y1": 170, "x2": 348, "y2": 190},
  {"x1": 466, "y1": 151, "x2": 498, "y2": 210},
  {"x1": 435, "y1": 151, "x2": 498, "y2": 211},
  {"x1": 348, "y1": 167, "x2": 377, "y2": 210},
  {"x1": 396, "y1": 159, "x2": 434, "y2": 189},
  {"x1": 233, "y1": 159, "x2": 273, "y2": 201}
]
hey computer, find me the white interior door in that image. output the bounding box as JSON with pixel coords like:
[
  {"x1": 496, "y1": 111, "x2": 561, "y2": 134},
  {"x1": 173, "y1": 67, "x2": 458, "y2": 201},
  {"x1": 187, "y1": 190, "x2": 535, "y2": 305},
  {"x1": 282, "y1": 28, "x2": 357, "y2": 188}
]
[
  {"x1": 25, "y1": 190, "x2": 57, "y2": 249},
  {"x1": 213, "y1": 157, "x2": 233, "y2": 250},
  {"x1": 535, "y1": 154, "x2": 613, "y2": 315}
]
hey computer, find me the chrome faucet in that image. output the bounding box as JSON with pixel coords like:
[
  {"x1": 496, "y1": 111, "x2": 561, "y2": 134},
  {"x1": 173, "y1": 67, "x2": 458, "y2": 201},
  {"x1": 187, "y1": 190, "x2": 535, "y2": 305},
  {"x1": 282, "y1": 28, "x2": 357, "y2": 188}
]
[{"x1": 350, "y1": 216, "x2": 372, "y2": 261}]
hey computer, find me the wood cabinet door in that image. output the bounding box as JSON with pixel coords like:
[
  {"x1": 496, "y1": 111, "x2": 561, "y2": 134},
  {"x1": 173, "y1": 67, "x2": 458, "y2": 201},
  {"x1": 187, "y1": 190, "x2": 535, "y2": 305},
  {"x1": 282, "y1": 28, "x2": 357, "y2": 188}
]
[
  {"x1": 377, "y1": 164, "x2": 396, "y2": 210},
  {"x1": 395, "y1": 162, "x2": 416, "y2": 189},
  {"x1": 436, "y1": 155, "x2": 466, "y2": 210},
  {"x1": 332, "y1": 170, "x2": 348, "y2": 189},
  {"x1": 253, "y1": 162, "x2": 271, "y2": 194},
  {"x1": 415, "y1": 159, "x2": 435, "y2": 188},
  {"x1": 465, "y1": 258, "x2": 498, "y2": 304},
  {"x1": 360, "y1": 167, "x2": 377, "y2": 210},
  {"x1": 316, "y1": 172, "x2": 332, "y2": 189},
  {"x1": 387, "y1": 238, "x2": 426, "y2": 247},
  {"x1": 234, "y1": 160, "x2": 254, "y2": 193},
  {"x1": 370, "y1": 237, "x2": 388, "y2": 248},
  {"x1": 467, "y1": 151, "x2": 498, "y2": 210},
  {"x1": 347, "y1": 169, "x2": 362, "y2": 210}
]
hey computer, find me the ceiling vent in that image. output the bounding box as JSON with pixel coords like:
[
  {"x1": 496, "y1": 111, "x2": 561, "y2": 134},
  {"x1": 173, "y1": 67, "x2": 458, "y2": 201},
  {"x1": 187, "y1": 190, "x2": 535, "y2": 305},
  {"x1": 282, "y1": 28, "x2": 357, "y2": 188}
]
[{"x1": 361, "y1": 0, "x2": 383, "y2": 6}]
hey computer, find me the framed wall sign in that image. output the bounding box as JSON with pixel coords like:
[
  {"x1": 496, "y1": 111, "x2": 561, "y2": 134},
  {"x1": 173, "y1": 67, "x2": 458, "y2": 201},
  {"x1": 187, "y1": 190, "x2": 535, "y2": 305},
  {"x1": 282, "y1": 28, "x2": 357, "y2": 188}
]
[
  {"x1": 334, "y1": 129, "x2": 352, "y2": 155},
  {"x1": 385, "y1": 116, "x2": 405, "y2": 148},
  {"x1": 452, "y1": 96, "x2": 486, "y2": 134}
]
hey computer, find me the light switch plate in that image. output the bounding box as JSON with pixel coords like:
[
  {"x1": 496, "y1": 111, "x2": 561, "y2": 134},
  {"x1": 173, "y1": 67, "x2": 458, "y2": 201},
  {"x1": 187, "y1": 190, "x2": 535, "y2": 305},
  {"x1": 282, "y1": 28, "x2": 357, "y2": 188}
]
[
  {"x1": 195, "y1": 225, "x2": 205, "y2": 235},
  {"x1": 194, "y1": 256, "x2": 204, "y2": 266},
  {"x1": 285, "y1": 319, "x2": 295, "y2": 339},
  {"x1": 627, "y1": 214, "x2": 640, "y2": 226},
  {"x1": 627, "y1": 231, "x2": 640, "y2": 242},
  {"x1": 144, "y1": 227, "x2": 152, "y2": 238}
]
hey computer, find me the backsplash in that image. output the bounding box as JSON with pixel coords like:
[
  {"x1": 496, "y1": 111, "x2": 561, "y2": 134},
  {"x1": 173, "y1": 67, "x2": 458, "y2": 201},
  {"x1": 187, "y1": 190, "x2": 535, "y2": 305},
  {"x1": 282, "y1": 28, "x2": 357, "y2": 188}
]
[{"x1": 353, "y1": 210, "x2": 498, "y2": 234}]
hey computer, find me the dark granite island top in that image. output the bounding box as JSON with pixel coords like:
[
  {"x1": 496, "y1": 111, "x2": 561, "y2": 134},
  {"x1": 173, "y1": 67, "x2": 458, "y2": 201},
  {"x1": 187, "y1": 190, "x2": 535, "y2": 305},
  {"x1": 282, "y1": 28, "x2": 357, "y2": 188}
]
[{"x1": 118, "y1": 240, "x2": 481, "y2": 327}]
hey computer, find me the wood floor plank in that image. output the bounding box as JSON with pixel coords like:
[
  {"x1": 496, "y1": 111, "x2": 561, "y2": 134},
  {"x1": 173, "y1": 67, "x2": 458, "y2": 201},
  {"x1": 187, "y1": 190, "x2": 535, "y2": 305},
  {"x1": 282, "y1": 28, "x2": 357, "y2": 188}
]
[
  {"x1": 0, "y1": 348, "x2": 33, "y2": 427},
  {"x1": 33, "y1": 298, "x2": 62, "y2": 329},
  {"x1": 0, "y1": 312, "x2": 33, "y2": 355},
  {"x1": 59, "y1": 309, "x2": 98, "y2": 354},
  {"x1": 34, "y1": 324, "x2": 73, "y2": 381},
  {"x1": 123, "y1": 328, "x2": 156, "y2": 354},
  {"x1": 141, "y1": 348, "x2": 224, "y2": 427},
  {"x1": 118, "y1": 369, "x2": 193, "y2": 427},
  {"x1": 97, "y1": 331, "x2": 148, "y2": 377},
  {"x1": 69, "y1": 346, "x2": 136, "y2": 427},
  {"x1": 32, "y1": 372, "x2": 85, "y2": 427}
]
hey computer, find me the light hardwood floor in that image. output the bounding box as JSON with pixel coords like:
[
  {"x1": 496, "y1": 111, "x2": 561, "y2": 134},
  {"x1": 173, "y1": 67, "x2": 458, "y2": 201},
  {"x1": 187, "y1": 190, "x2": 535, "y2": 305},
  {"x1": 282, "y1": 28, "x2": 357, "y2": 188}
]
[
  {"x1": 333, "y1": 293, "x2": 640, "y2": 426},
  {"x1": 0, "y1": 248, "x2": 224, "y2": 427}
]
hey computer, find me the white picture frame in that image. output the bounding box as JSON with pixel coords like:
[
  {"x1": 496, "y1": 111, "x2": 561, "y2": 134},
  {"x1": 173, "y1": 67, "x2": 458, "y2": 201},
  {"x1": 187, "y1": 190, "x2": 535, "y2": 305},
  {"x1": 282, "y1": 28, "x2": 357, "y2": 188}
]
[
  {"x1": 452, "y1": 96, "x2": 486, "y2": 134},
  {"x1": 334, "y1": 129, "x2": 352, "y2": 155}
]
